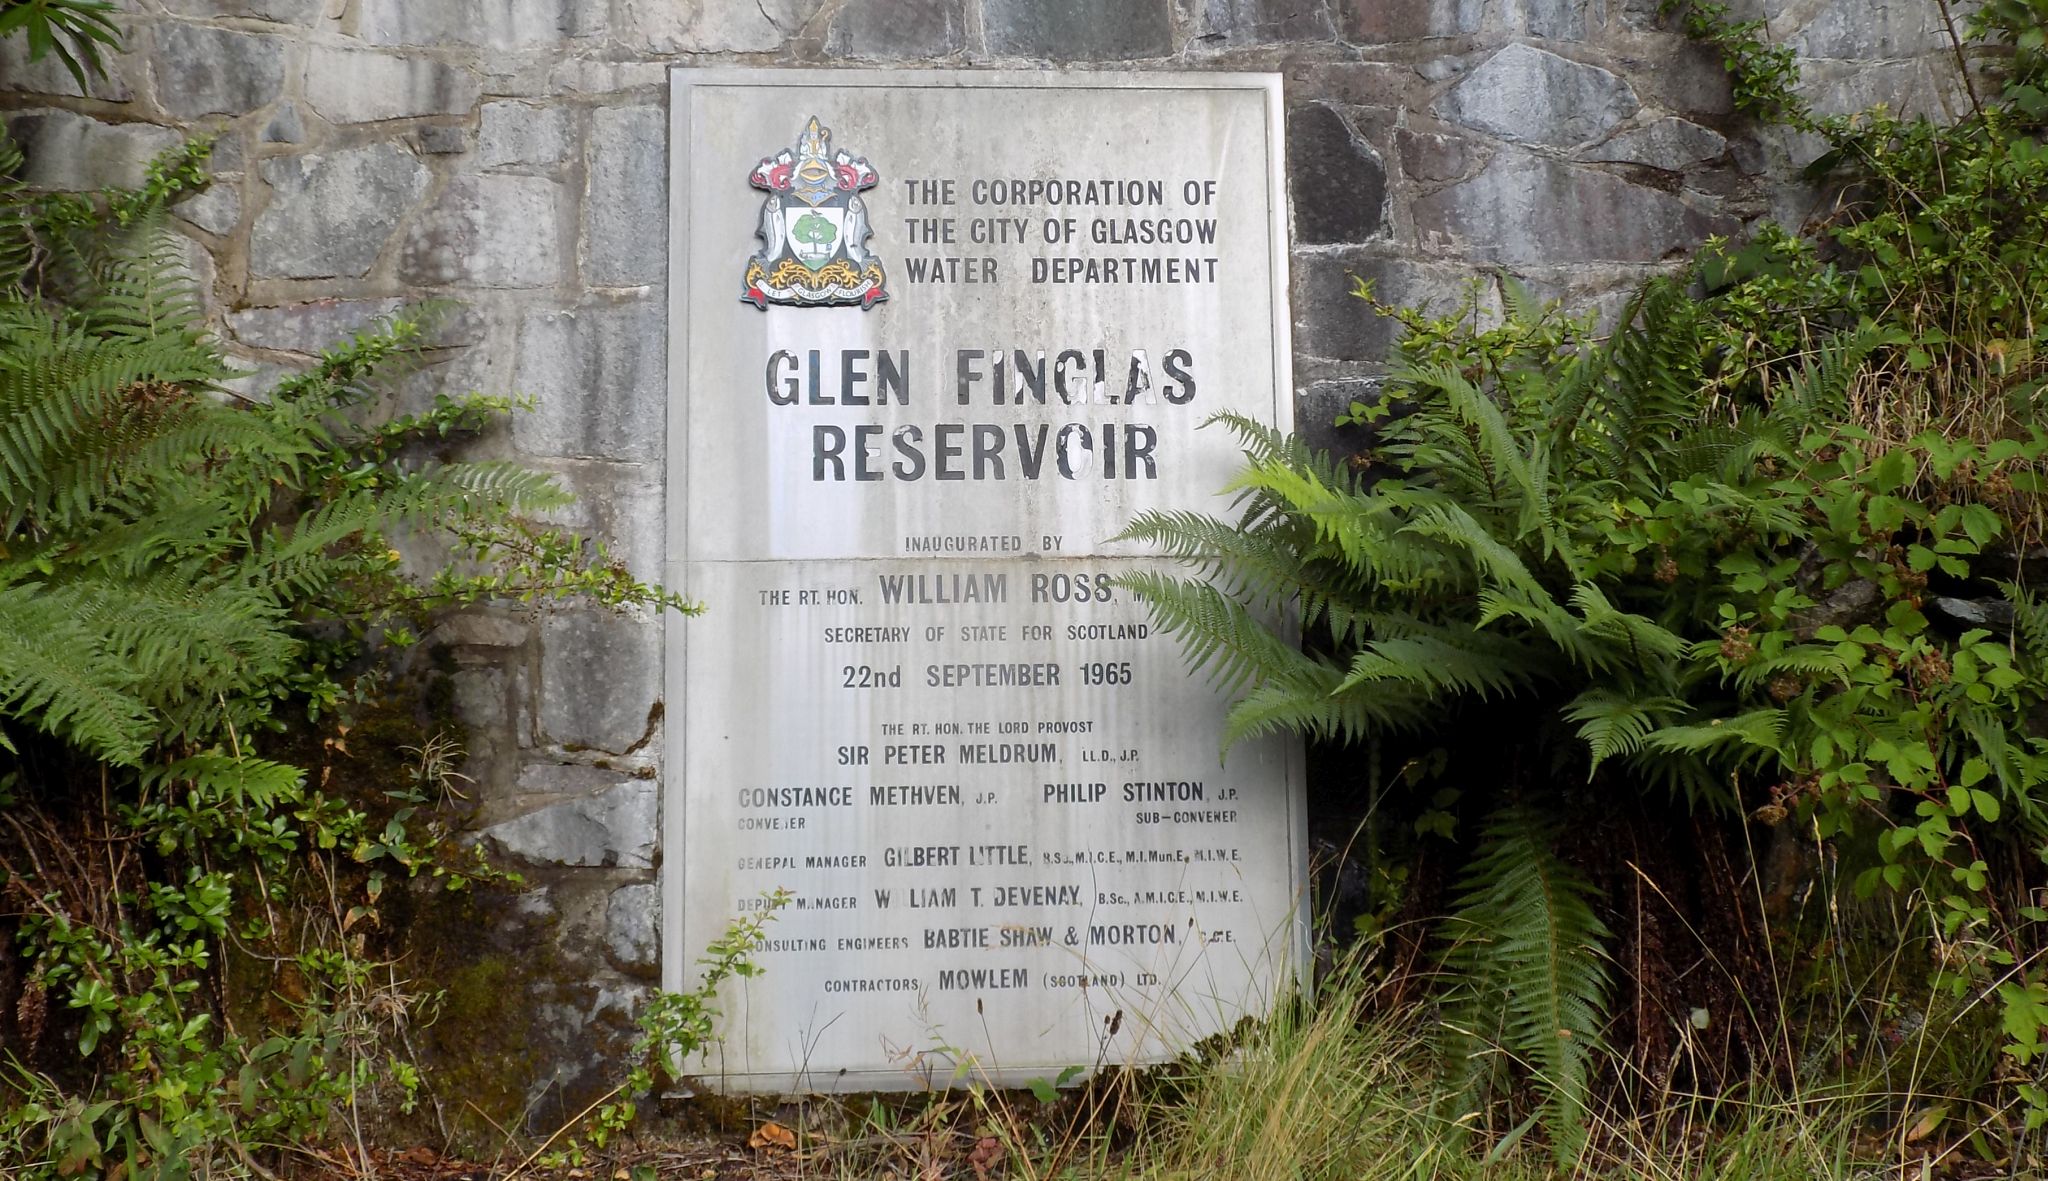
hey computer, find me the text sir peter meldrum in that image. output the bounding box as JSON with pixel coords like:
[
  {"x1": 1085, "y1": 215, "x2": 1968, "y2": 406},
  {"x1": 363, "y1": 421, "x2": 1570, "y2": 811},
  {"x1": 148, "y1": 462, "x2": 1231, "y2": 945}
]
[{"x1": 763, "y1": 345, "x2": 1197, "y2": 482}]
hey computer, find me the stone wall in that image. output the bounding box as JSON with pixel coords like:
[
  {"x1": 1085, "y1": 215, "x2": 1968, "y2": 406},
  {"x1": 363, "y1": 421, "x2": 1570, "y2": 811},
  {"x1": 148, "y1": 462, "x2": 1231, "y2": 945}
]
[{"x1": 0, "y1": 0, "x2": 1975, "y2": 1125}]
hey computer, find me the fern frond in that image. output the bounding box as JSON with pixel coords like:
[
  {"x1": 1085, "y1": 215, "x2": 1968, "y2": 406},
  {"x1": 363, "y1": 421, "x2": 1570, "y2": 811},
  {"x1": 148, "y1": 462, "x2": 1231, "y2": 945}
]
[
  {"x1": 0, "y1": 326, "x2": 226, "y2": 529},
  {"x1": 0, "y1": 130, "x2": 31, "y2": 293},
  {"x1": 1563, "y1": 689, "x2": 1686, "y2": 775},
  {"x1": 1119, "y1": 507, "x2": 1334, "y2": 617},
  {"x1": 1499, "y1": 272, "x2": 1550, "y2": 329},
  {"x1": 1954, "y1": 705, "x2": 2041, "y2": 820},
  {"x1": 1401, "y1": 360, "x2": 1549, "y2": 521},
  {"x1": 1642, "y1": 708, "x2": 1786, "y2": 763},
  {"x1": 84, "y1": 217, "x2": 209, "y2": 347},
  {"x1": 1403, "y1": 500, "x2": 1548, "y2": 597},
  {"x1": 0, "y1": 580, "x2": 152, "y2": 763},
  {"x1": 2004, "y1": 582, "x2": 2048, "y2": 662},
  {"x1": 62, "y1": 574, "x2": 297, "y2": 714},
  {"x1": 1728, "y1": 644, "x2": 1854, "y2": 692},
  {"x1": 1332, "y1": 634, "x2": 1544, "y2": 702},
  {"x1": 1475, "y1": 586, "x2": 1615, "y2": 674},
  {"x1": 1439, "y1": 805, "x2": 1611, "y2": 1165},
  {"x1": 1118, "y1": 570, "x2": 1315, "y2": 698},
  {"x1": 1569, "y1": 583, "x2": 1688, "y2": 669},
  {"x1": 1773, "y1": 321, "x2": 1893, "y2": 431},
  {"x1": 145, "y1": 754, "x2": 305, "y2": 813},
  {"x1": 1585, "y1": 278, "x2": 1711, "y2": 486}
]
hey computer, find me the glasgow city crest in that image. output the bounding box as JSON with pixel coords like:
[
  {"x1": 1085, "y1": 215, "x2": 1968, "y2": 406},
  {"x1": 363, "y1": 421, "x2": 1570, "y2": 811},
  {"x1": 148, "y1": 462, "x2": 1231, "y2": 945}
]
[{"x1": 742, "y1": 117, "x2": 888, "y2": 311}]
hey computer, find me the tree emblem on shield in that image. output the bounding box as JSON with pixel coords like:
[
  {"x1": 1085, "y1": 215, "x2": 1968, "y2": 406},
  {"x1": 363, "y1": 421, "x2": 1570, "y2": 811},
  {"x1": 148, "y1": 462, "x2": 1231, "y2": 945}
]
[{"x1": 741, "y1": 117, "x2": 889, "y2": 310}]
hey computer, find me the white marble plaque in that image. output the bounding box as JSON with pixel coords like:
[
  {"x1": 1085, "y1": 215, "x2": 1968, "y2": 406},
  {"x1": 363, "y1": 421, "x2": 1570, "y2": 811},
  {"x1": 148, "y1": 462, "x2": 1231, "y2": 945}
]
[{"x1": 664, "y1": 69, "x2": 1305, "y2": 1092}]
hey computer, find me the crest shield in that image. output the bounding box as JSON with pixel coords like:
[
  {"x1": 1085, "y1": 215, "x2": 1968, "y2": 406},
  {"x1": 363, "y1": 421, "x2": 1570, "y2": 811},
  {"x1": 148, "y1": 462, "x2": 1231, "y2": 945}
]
[
  {"x1": 784, "y1": 206, "x2": 848, "y2": 269},
  {"x1": 742, "y1": 117, "x2": 888, "y2": 310}
]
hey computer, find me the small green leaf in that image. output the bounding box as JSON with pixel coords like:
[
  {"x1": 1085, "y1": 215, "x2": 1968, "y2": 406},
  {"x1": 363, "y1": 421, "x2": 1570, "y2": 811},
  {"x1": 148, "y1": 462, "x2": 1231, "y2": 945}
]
[
  {"x1": 1870, "y1": 449, "x2": 1915, "y2": 491},
  {"x1": 1961, "y1": 504, "x2": 2003, "y2": 547},
  {"x1": 1866, "y1": 494, "x2": 1907, "y2": 535},
  {"x1": 1885, "y1": 601, "x2": 1928, "y2": 633}
]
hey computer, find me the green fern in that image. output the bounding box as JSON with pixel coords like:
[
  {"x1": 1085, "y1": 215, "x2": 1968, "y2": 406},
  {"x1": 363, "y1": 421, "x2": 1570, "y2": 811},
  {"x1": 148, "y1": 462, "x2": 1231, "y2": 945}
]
[
  {"x1": 1116, "y1": 270, "x2": 1904, "y2": 1151},
  {"x1": 1438, "y1": 806, "x2": 1613, "y2": 1164},
  {"x1": 0, "y1": 131, "x2": 30, "y2": 292},
  {"x1": 1562, "y1": 689, "x2": 1685, "y2": 775},
  {"x1": 0, "y1": 128, "x2": 692, "y2": 767},
  {"x1": 0, "y1": 580, "x2": 152, "y2": 760}
]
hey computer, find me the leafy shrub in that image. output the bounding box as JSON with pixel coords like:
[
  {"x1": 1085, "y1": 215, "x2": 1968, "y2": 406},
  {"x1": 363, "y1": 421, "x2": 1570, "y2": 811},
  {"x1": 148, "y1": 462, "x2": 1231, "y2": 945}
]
[
  {"x1": 0, "y1": 127, "x2": 694, "y2": 1176},
  {"x1": 1124, "y1": 270, "x2": 2048, "y2": 1151}
]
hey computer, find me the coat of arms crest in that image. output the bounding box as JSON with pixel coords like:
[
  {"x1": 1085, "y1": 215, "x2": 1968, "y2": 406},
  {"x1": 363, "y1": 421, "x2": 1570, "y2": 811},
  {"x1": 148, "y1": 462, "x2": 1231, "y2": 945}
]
[{"x1": 741, "y1": 117, "x2": 888, "y2": 310}]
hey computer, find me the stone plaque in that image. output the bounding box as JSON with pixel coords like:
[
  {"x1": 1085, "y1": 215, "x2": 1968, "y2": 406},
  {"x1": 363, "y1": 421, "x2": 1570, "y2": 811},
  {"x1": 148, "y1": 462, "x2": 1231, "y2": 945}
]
[{"x1": 664, "y1": 69, "x2": 1305, "y2": 1092}]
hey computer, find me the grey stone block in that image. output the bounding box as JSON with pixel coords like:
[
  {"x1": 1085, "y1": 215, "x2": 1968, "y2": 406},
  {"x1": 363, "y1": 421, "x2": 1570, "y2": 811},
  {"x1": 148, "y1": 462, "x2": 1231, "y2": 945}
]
[
  {"x1": 827, "y1": 0, "x2": 967, "y2": 58},
  {"x1": 1792, "y1": 0, "x2": 1952, "y2": 60},
  {"x1": 229, "y1": 298, "x2": 407, "y2": 352},
  {"x1": 527, "y1": 462, "x2": 666, "y2": 583},
  {"x1": 1417, "y1": 55, "x2": 1466, "y2": 83},
  {"x1": 209, "y1": 133, "x2": 246, "y2": 175},
  {"x1": 1198, "y1": 0, "x2": 1337, "y2": 43},
  {"x1": 1288, "y1": 104, "x2": 1386, "y2": 244},
  {"x1": 1436, "y1": 43, "x2": 1639, "y2": 147},
  {"x1": 482, "y1": 781, "x2": 657, "y2": 868},
  {"x1": 1633, "y1": 42, "x2": 1737, "y2": 117},
  {"x1": 262, "y1": 102, "x2": 305, "y2": 144},
  {"x1": 611, "y1": 478, "x2": 665, "y2": 584},
  {"x1": 1341, "y1": 0, "x2": 1483, "y2": 42},
  {"x1": 479, "y1": 102, "x2": 571, "y2": 167},
  {"x1": 418, "y1": 125, "x2": 472, "y2": 155},
  {"x1": 434, "y1": 612, "x2": 534, "y2": 648},
  {"x1": 1396, "y1": 128, "x2": 1480, "y2": 182},
  {"x1": 1289, "y1": 61, "x2": 1429, "y2": 110},
  {"x1": 1618, "y1": 0, "x2": 1668, "y2": 28},
  {"x1": 1298, "y1": 376, "x2": 1382, "y2": 457},
  {"x1": 165, "y1": 0, "x2": 320, "y2": 21},
  {"x1": 513, "y1": 300, "x2": 665, "y2": 463},
  {"x1": 1294, "y1": 253, "x2": 1479, "y2": 362},
  {"x1": 585, "y1": 106, "x2": 666, "y2": 287},
  {"x1": 356, "y1": 0, "x2": 577, "y2": 49},
  {"x1": 619, "y1": 0, "x2": 821, "y2": 52},
  {"x1": 173, "y1": 182, "x2": 241, "y2": 236},
  {"x1": 398, "y1": 174, "x2": 564, "y2": 288},
  {"x1": 303, "y1": 47, "x2": 480, "y2": 124},
  {"x1": 453, "y1": 666, "x2": 513, "y2": 789},
  {"x1": 545, "y1": 58, "x2": 670, "y2": 96},
  {"x1": 388, "y1": 316, "x2": 510, "y2": 414},
  {"x1": 1799, "y1": 58, "x2": 1960, "y2": 121},
  {"x1": 537, "y1": 609, "x2": 662, "y2": 752},
  {"x1": 454, "y1": 667, "x2": 509, "y2": 731},
  {"x1": 1412, "y1": 151, "x2": 1734, "y2": 264},
  {"x1": 1518, "y1": 0, "x2": 1604, "y2": 40},
  {"x1": 605, "y1": 884, "x2": 659, "y2": 970},
  {"x1": 517, "y1": 763, "x2": 637, "y2": 794},
  {"x1": 152, "y1": 25, "x2": 287, "y2": 118},
  {"x1": 0, "y1": 35, "x2": 134, "y2": 101},
  {"x1": 6, "y1": 110, "x2": 182, "y2": 192},
  {"x1": 986, "y1": 0, "x2": 1173, "y2": 59},
  {"x1": 171, "y1": 234, "x2": 217, "y2": 312},
  {"x1": 1584, "y1": 118, "x2": 1728, "y2": 171},
  {"x1": 251, "y1": 144, "x2": 430, "y2": 280}
]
